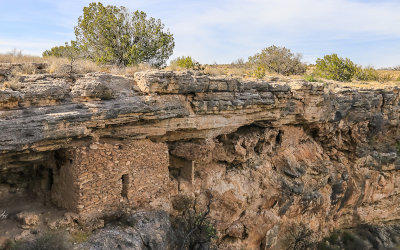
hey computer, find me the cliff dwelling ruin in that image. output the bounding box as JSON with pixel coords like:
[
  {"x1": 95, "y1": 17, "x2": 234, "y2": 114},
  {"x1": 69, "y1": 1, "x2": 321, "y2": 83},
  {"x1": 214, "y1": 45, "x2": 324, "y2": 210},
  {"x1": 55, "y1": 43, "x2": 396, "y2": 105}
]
[{"x1": 2, "y1": 69, "x2": 400, "y2": 249}]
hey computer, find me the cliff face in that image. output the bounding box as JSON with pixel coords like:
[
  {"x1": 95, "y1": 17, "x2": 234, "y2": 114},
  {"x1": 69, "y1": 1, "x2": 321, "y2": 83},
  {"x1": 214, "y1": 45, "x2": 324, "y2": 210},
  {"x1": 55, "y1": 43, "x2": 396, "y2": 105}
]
[{"x1": 1, "y1": 71, "x2": 400, "y2": 249}]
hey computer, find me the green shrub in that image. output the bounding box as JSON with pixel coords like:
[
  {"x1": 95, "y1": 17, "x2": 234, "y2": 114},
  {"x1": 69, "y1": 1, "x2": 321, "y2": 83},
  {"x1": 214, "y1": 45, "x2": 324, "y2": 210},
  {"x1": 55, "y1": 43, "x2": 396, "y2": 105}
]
[
  {"x1": 42, "y1": 43, "x2": 76, "y2": 58},
  {"x1": 314, "y1": 54, "x2": 357, "y2": 82},
  {"x1": 251, "y1": 65, "x2": 266, "y2": 79},
  {"x1": 354, "y1": 66, "x2": 379, "y2": 81},
  {"x1": 354, "y1": 66, "x2": 394, "y2": 82},
  {"x1": 304, "y1": 74, "x2": 318, "y2": 82},
  {"x1": 169, "y1": 56, "x2": 202, "y2": 70},
  {"x1": 44, "y1": 41, "x2": 82, "y2": 76},
  {"x1": 316, "y1": 57, "x2": 394, "y2": 83},
  {"x1": 248, "y1": 45, "x2": 307, "y2": 78}
]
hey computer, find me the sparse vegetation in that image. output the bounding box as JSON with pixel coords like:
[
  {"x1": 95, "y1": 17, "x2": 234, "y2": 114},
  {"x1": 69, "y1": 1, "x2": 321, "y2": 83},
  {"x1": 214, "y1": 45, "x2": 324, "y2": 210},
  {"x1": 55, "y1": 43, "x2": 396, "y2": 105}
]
[
  {"x1": 43, "y1": 43, "x2": 76, "y2": 58},
  {"x1": 44, "y1": 41, "x2": 83, "y2": 77},
  {"x1": 0, "y1": 49, "x2": 158, "y2": 79},
  {"x1": 71, "y1": 230, "x2": 92, "y2": 243},
  {"x1": 314, "y1": 54, "x2": 398, "y2": 83},
  {"x1": 203, "y1": 64, "x2": 249, "y2": 77},
  {"x1": 314, "y1": 54, "x2": 357, "y2": 82},
  {"x1": 248, "y1": 45, "x2": 307, "y2": 78},
  {"x1": 304, "y1": 74, "x2": 318, "y2": 82},
  {"x1": 354, "y1": 66, "x2": 379, "y2": 81},
  {"x1": 1, "y1": 42, "x2": 399, "y2": 87},
  {"x1": 169, "y1": 56, "x2": 202, "y2": 70},
  {"x1": 317, "y1": 230, "x2": 369, "y2": 250},
  {"x1": 284, "y1": 223, "x2": 316, "y2": 250},
  {"x1": 172, "y1": 193, "x2": 217, "y2": 250},
  {"x1": 0, "y1": 49, "x2": 43, "y2": 63},
  {"x1": 354, "y1": 66, "x2": 396, "y2": 82}
]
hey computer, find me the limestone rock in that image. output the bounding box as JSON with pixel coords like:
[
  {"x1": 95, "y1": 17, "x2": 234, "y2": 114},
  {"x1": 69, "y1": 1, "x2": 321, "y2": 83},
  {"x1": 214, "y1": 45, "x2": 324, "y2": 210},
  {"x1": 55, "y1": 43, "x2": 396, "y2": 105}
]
[
  {"x1": 77, "y1": 211, "x2": 177, "y2": 250},
  {"x1": 16, "y1": 212, "x2": 40, "y2": 228},
  {"x1": 70, "y1": 73, "x2": 134, "y2": 100},
  {"x1": 1, "y1": 70, "x2": 400, "y2": 249}
]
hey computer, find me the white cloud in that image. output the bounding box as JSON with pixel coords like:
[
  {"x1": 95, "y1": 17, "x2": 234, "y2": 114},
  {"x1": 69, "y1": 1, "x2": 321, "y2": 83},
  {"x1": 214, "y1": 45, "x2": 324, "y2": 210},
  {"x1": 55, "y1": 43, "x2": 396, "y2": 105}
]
[
  {"x1": 1, "y1": 0, "x2": 399, "y2": 66},
  {"x1": 162, "y1": 0, "x2": 400, "y2": 65}
]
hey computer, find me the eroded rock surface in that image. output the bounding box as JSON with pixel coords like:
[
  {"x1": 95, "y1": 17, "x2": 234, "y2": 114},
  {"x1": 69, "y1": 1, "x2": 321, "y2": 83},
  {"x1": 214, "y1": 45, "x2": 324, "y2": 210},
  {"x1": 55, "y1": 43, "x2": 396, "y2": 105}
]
[
  {"x1": 1, "y1": 70, "x2": 400, "y2": 249},
  {"x1": 77, "y1": 211, "x2": 177, "y2": 250}
]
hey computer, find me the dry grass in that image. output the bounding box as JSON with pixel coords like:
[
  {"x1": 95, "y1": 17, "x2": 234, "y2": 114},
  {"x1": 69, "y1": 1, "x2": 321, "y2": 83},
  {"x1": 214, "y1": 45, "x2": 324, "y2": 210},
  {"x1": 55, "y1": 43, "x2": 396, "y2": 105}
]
[
  {"x1": 323, "y1": 69, "x2": 400, "y2": 89},
  {"x1": 338, "y1": 81, "x2": 400, "y2": 89},
  {"x1": 0, "y1": 50, "x2": 153, "y2": 76},
  {"x1": 45, "y1": 57, "x2": 101, "y2": 74},
  {"x1": 164, "y1": 65, "x2": 189, "y2": 71},
  {"x1": 203, "y1": 64, "x2": 249, "y2": 77},
  {"x1": 1, "y1": 51, "x2": 399, "y2": 86},
  {"x1": 0, "y1": 52, "x2": 44, "y2": 64},
  {"x1": 99, "y1": 63, "x2": 154, "y2": 75},
  {"x1": 378, "y1": 69, "x2": 400, "y2": 81}
]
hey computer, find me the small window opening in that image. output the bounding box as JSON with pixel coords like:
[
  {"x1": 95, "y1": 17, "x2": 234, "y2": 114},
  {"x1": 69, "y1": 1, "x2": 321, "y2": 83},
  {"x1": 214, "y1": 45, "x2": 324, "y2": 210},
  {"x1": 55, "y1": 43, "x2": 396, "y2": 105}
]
[
  {"x1": 121, "y1": 174, "x2": 129, "y2": 199},
  {"x1": 276, "y1": 130, "x2": 283, "y2": 145}
]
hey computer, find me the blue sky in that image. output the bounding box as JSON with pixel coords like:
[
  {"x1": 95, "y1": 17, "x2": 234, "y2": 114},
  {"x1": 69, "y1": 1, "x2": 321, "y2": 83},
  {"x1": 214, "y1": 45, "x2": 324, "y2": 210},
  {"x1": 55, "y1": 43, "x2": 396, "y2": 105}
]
[{"x1": 1, "y1": 0, "x2": 399, "y2": 67}]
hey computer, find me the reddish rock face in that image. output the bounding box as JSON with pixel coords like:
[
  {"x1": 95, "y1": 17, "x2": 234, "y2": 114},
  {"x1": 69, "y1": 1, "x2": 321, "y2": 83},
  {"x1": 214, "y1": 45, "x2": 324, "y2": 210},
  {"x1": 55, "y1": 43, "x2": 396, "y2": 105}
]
[{"x1": 1, "y1": 70, "x2": 400, "y2": 248}]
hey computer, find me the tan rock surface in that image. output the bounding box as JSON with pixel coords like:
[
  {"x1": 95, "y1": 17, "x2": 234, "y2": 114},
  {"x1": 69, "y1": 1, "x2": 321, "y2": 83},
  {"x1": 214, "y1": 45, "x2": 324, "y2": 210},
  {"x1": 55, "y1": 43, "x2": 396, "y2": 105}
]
[{"x1": 1, "y1": 70, "x2": 400, "y2": 248}]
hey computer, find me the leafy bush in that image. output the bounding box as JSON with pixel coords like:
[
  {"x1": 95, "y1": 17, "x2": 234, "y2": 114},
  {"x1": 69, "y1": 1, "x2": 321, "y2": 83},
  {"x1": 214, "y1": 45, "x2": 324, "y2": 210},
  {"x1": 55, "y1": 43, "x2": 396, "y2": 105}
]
[
  {"x1": 42, "y1": 42, "x2": 78, "y2": 58},
  {"x1": 248, "y1": 45, "x2": 307, "y2": 78},
  {"x1": 354, "y1": 67, "x2": 394, "y2": 82},
  {"x1": 316, "y1": 55, "x2": 395, "y2": 83},
  {"x1": 169, "y1": 56, "x2": 202, "y2": 70},
  {"x1": 354, "y1": 66, "x2": 379, "y2": 81},
  {"x1": 304, "y1": 74, "x2": 318, "y2": 82},
  {"x1": 314, "y1": 54, "x2": 357, "y2": 82}
]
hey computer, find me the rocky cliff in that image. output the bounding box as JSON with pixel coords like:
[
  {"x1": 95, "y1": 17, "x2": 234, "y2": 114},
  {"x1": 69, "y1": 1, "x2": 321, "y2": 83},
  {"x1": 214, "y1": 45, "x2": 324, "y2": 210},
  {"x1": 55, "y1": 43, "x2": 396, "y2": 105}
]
[{"x1": 1, "y1": 70, "x2": 400, "y2": 249}]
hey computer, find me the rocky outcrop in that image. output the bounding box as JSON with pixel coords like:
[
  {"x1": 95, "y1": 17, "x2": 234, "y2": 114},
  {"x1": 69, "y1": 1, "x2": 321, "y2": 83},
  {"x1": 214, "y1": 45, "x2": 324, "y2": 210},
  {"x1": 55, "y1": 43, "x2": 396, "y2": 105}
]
[
  {"x1": 77, "y1": 211, "x2": 177, "y2": 250},
  {"x1": 1, "y1": 70, "x2": 400, "y2": 249}
]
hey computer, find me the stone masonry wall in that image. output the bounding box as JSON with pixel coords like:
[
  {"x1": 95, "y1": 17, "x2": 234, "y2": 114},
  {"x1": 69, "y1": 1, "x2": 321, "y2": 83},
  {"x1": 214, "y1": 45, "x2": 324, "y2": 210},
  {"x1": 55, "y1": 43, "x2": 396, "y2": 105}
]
[{"x1": 51, "y1": 139, "x2": 172, "y2": 218}]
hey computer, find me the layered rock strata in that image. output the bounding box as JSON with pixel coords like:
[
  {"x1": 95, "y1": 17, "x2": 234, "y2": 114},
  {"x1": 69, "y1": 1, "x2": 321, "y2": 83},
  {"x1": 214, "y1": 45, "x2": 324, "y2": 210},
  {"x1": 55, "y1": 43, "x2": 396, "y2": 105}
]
[{"x1": 1, "y1": 71, "x2": 400, "y2": 249}]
